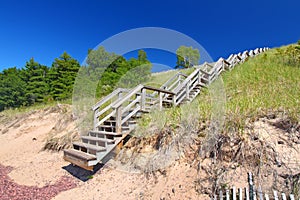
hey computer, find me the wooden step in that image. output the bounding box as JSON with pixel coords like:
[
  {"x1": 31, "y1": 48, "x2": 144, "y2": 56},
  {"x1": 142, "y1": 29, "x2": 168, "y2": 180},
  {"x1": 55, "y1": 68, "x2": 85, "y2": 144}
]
[
  {"x1": 73, "y1": 142, "x2": 107, "y2": 152},
  {"x1": 99, "y1": 125, "x2": 130, "y2": 130},
  {"x1": 89, "y1": 130, "x2": 123, "y2": 136},
  {"x1": 64, "y1": 149, "x2": 97, "y2": 161},
  {"x1": 81, "y1": 135, "x2": 115, "y2": 144},
  {"x1": 63, "y1": 149, "x2": 96, "y2": 171}
]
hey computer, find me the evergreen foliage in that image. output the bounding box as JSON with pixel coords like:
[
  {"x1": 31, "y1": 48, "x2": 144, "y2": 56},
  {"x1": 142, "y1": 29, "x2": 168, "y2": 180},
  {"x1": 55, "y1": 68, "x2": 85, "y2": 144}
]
[
  {"x1": 23, "y1": 58, "x2": 49, "y2": 105},
  {"x1": 0, "y1": 47, "x2": 152, "y2": 111},
  {"x1": 0, "y1": 67, "x2": 26, "y2": 110},
  {"x1": 48, "y1": 52, "x2": 80, "y2": 100}
]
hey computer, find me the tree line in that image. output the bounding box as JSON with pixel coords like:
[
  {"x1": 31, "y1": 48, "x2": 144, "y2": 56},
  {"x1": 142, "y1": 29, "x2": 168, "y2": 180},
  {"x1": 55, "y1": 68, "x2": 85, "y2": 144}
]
[
  {"x1": 0, "y1": 45, "x2": 200, "y2": 111},
  {"x1": 0, "y1": 47, "x2": 152, "y2": 111}
]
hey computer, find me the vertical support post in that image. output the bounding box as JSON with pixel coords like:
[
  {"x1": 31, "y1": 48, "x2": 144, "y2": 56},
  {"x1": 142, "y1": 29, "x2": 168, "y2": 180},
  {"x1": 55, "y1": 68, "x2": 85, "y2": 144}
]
[
  {"x1": 248, "y1": 172, "x2": 254, "y2": 200},
  {"x1": 115, "y1": 90, "x2": 123, "y2": 134},
  {"x1": 159, "y1": 91, "x2": 163, "y2": 111},
  {"x1": 172, "y1": 94, "x2": 176, "y2": 107},
  {"x1": 198, "y1": 69, "x2": 201, "y2": 84},
  {"x1": 115, "y1": 106, "x2": 122, "y2": 134},
  {"x1": 222, "y1": 60, "x2": 225, "y2": 71},
  {"x1": 178, "y1": 74, "x2": 181, "y2": 85},
  {"x1": 141, "y1": 88, "x2": 146, "y2": 111},
  {"x1": 186, "y1": 80, "x2": 190, "y2": 99},
  {"x1": 93, "y1": 109, "x2": 97, "y2": 130}
]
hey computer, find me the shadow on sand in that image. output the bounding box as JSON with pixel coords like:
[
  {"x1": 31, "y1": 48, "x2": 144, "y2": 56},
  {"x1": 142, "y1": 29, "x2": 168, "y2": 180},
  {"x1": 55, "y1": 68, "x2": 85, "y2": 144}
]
[{"x1": 62, "y1": 163, "x2": 104, "y2": 182}]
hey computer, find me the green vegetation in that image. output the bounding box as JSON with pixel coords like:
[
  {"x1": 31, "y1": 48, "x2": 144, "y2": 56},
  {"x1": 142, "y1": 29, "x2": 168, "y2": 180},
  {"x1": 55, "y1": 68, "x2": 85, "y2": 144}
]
[
  {"x1": 0, "y1": 47, "x2": 152, "y2": 111},
  {"x1": 223, "y1": 46, "x2": 300, "y2": 129},
  {"x1": 135, "y1": 43, "x2": 300, "y2": 136},
  {"x1": 69, "y1": 47, "x2": 152, "y2": 99},
  {"x1": 176, "y1": 45, "x2": 200, "y2": 68},
  {"x1": 0, "y1": 52, "x2": 79, "y2": 111},
  {"x1": 48, "y1": 52, "x2": 80, "y2": 100}
]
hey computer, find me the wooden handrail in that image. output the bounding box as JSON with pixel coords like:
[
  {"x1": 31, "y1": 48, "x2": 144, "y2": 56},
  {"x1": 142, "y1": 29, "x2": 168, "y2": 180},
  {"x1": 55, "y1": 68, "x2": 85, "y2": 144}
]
[
  {"x1": 161, "y1": 73, "x2": 179, "y2": 89},
  {"x1": 111, "y1": 84, "x2": 144, "y2": 109},
  {"x1": 92, "y1": 47, "x2": 269, "y2": 132},
  {"x1": 143, "y1": 85, "x2": 175, "y2": 95},
  {"x1": 173, "y1": 68, "x2": 200, "y2": 94},
  {"x1": 92, "y1": 88, "x2": 129, "y2": 111}
]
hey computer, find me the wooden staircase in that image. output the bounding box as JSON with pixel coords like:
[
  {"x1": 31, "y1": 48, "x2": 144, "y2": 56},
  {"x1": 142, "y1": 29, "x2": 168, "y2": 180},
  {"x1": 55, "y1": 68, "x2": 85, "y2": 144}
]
[{"x1": 63, "y1": 47, "x2": 269, "y2": 170}]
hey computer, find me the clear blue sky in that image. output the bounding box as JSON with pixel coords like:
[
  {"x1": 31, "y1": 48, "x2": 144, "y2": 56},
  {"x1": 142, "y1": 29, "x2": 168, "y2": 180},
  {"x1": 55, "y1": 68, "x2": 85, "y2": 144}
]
[{"x1": 0, "y1": 0, "x2": 299, "y2": 71}]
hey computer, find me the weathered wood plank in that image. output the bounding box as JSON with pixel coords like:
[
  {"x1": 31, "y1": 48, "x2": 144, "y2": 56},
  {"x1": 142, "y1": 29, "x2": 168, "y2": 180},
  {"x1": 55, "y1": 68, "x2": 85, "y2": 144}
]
[
  {"x1": 226, "y1": 189, "x2": 230, "y2": 200},
  {"x1": 246, "y1": 187, "x2": 250, "y2": 200},
  {"x1": 281, "y1": 193, "x2": 287, "y2": 200},
  {"x1": 112, "y1": 84, "x2": 144, "y2": 109},
  {"x1": 232, "y1": 186, "x2": 236, "y2": 200},
  {"x1": 121, "y1": 96, "x2": 141, "y2": 114},
  {"x1": 239, "y1": 188, "x2": 243, "y2": 200},
  {"x1": 64, "y1": 149, "x2": 96, "y2": 161},
  {"x1": 273, "y1": 190, "x2": 279, "y2": 200},
  {"x1": 121, "y1": 105, "x2": 141, "y2": 125},
  {"x1": 265, "y1": 193, "x2": 269, "y2": 200},
  {"x1": 143, "y1": 85, "x2": 175, "y2": 95},
  {"x1": 92, "y1": 88, "x2": 128, "y2": 111},
  {"x1": 257, "y1": 186, "x2": 263, "y2": 200},
  {"x1": 219, "y1": 190, "x2": 223, "y2": 200}
]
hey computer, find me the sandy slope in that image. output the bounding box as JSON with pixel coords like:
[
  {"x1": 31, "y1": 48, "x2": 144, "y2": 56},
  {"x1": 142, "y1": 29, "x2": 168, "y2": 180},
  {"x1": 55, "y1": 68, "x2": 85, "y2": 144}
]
[
  {"x1": 0, "y1": 105, "x2": 299, "y2": 199},
  {"x1": 0, "y1": 109, "x2": 71, "y2": 187}
]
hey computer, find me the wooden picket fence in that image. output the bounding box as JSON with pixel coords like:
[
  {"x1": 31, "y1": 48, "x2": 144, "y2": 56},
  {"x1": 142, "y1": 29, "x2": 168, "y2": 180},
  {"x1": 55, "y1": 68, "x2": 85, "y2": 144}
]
[{"x1": 212, "y1": 173, "x2": 298, "y2": 200}]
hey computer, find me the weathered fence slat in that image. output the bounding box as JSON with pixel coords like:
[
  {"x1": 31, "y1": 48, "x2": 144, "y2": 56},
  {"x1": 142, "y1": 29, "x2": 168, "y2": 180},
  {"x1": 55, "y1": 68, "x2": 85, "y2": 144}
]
[
  {"x1": 239, "y1": 188, "x2": 243, "y2": 200},
  {"x1": 246, "y1": 187, "x2": 250, "y2": 200},
  {"x1": 219, "y1": 190, "x2": 223, "y2": 200},
  {"x1": 232, "y1": 186, "x2": 236, "y2": 200},
  {"x1": 257, "y1": 186, "x2": 263, "y2": 200},
  {"x1": 282, "y1": 192, "x2": 287, "y2": 200},
  {"x1": 225, "y1": 189, "x2": 230, "y2": 200},
  {"x1": 264, "y1": 193, "x2": 269, "y2": 200},
  {"x1": 273, "y1": 190, "x2": 279, "y2": 200}
]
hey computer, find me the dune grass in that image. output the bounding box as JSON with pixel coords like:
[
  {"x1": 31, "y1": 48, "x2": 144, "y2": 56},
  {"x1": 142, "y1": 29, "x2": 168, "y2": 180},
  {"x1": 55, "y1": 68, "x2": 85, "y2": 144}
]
[{"x1": 135, "y1": 45, "x2": 300, "y2": 136}]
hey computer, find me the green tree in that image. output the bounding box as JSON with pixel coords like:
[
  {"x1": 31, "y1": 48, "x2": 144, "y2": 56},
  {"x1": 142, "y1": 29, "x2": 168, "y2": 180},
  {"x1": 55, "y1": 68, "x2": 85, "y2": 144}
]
[
  {"x1": 0, "y1": 67, "x2": 26, "y2": 111},
  {"x1": 86, "y1": 47, "x2": 152, "y2": 97},
  {"x1": 23, "y1": 58, "x2": 49, "y2": 105},
  {"x1": 48, "y1": 52, "x2": 80, "y2": 100},
  {"x1": 138, "y1": 49, "x2": 147, "y2": 62},
  {"x1": 175, "y1": 46, "x2": 200, "y2": 68},
  {"x1": 86, "y1": 46, "x2": 119, "y2": 73}
]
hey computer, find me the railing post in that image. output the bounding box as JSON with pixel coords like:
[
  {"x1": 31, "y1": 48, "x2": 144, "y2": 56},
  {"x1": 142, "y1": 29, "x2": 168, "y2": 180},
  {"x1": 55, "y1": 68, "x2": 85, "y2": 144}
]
[
  {"x1": 177, "y1": 74, "x2": 180, "y2": 85},
  {"x1": 186, "y1": 80, "x2": 190, "y2": 99},
  {"x1": 115, "y1": 106, "x2": 122, "y2": 134},
  {"x1": 222, "y1": 60, "x2": 225, "y2": 71},
  {"x1": 115, "y1": 91, "x2": 124, "y2": 134},
  {"x1": 141, "y1": 88, "x2": 146, "y2": 111},
  {"x1": 93, "y1": 109, "x2": 97, "y2": 130},
  {"x1": 198, "y1": 70, "x2": 201, "y2": 84},
  {"x1": 159, "y1": 91, "x2": 163, "y2": 111},
  {"x1": 172, "y1": 94, "x2": 176, "y2": 106}
]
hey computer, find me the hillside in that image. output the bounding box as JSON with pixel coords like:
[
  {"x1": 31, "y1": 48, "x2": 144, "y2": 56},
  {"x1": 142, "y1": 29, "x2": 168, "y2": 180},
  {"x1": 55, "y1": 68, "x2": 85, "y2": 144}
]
[{"x1": 0, "y1": 44, "x2": 299, "y2": 199}]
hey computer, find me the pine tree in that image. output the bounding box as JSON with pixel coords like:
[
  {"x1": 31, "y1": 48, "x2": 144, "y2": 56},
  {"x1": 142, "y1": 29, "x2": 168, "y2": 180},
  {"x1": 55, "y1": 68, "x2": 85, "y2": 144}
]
[
  {"x1": 48, "y1": 52, "x2": 80, "y2": 100},
  {"x1": 0, "y1": 67, "x2": 26, "y2": 110},
  {"x1": 23, "y1": 58, "x2": 49, "y2": 105}
]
